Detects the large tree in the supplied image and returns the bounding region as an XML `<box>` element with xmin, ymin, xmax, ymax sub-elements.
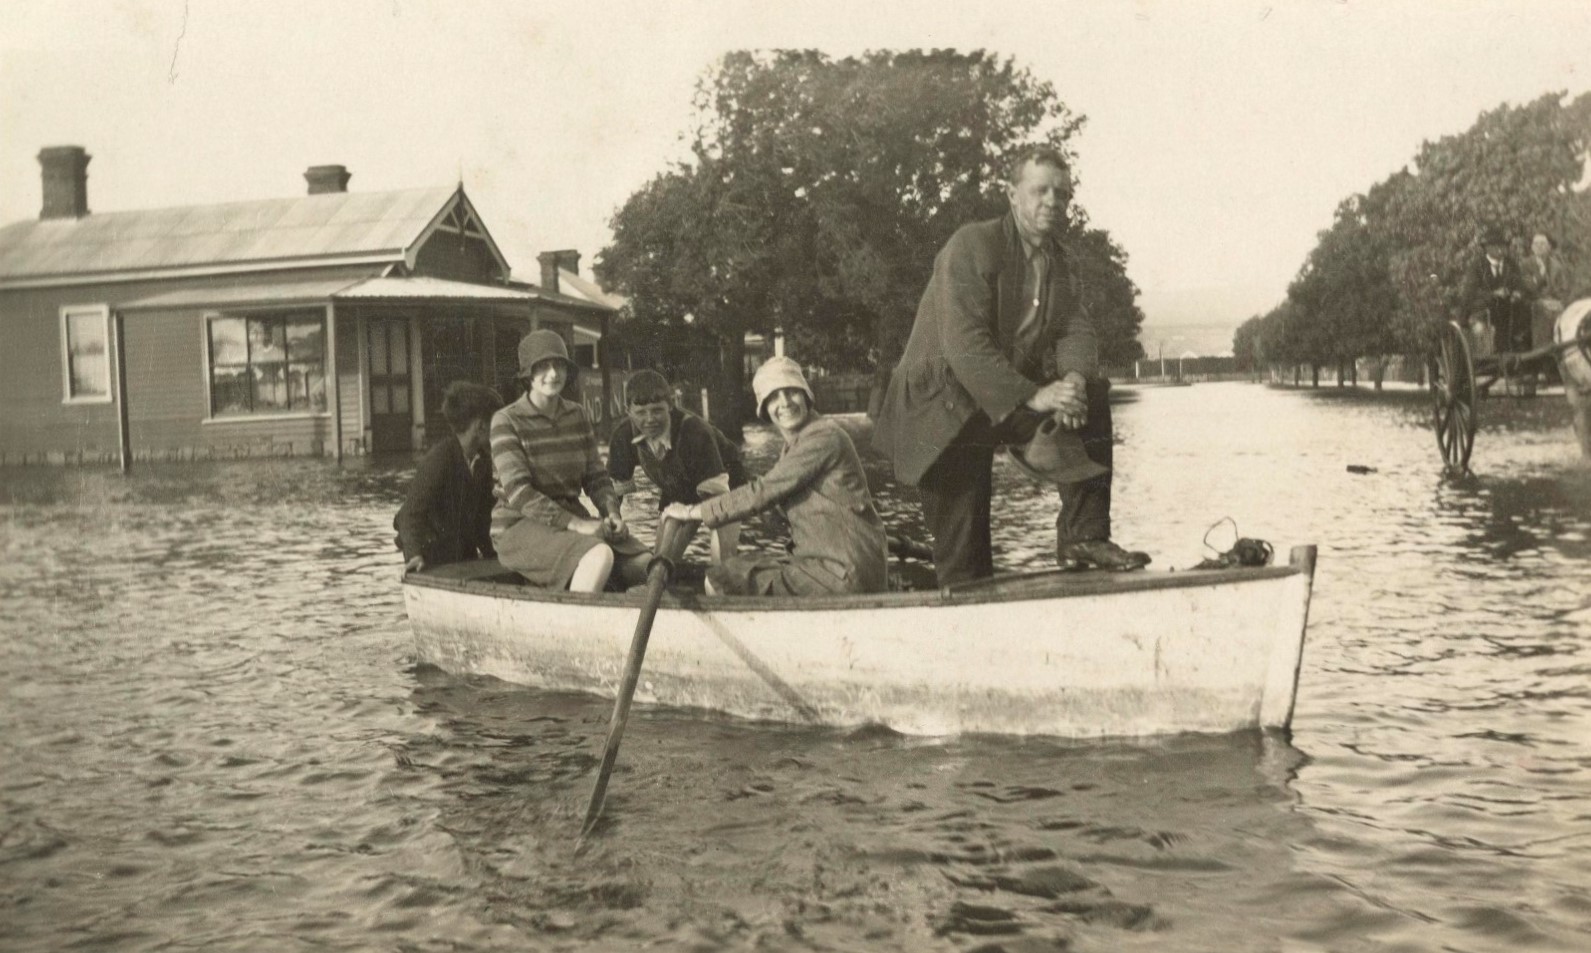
<box><xmin>1394</xmin><ymin>93</ymin><xmax>1589</xmax><ymax>339</ymax></box>
<box><xmin>1252</xmin><ymin>91</ymin><xmax>1589</xmax><ymax>378</ymax></box>
<box><xmin>1284</xmin><ymin>192</ymin><xmax>1402</xmax><ymax>382</ymax></box>
<box><xmin>1232</xmin><ymin>314</ymin><xmax>1265</xmax><ymax>373</ymax></box>
<box><xmin>598</xmin><ymin>49</ymin><xmax>1144</xmax><ymax>432</ymax></box>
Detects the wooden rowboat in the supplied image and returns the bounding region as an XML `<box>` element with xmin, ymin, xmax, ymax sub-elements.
<box><xmin>402</xmin><ymin>545</ymin><xmax>1317</xmax><ymax>739</ymax></box>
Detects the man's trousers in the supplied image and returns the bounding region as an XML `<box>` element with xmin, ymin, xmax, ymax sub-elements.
<box><xmin>917</xmin><ymin>377</ymin><xmax>1113</xmax><ymax>587</ymax></box>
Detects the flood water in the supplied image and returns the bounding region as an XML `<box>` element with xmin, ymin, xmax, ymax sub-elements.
<box><xmin>2</xmin><ymin>381</ymin><xmax>1589</xmax><ymax>952</ymax></box>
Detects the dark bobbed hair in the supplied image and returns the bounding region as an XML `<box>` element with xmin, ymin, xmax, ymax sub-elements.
<box><xmin>625</xmin><ymin>369</ymin><xmax>673</xmax><ymax>406</ymax></box>
<box><xmin>441</xmin><ymin>381</ymin><xmax>503</xmax><ymax>433</ymax></box>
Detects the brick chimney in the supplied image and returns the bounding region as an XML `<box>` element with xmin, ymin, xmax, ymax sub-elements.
<box><xmin>38</xmin><ymin>146</ymin><xmax>91</xmax><ymax>219</ymax></box>
<box><xmin>304</xmin><ymin>164</ymin><xmax>351</xmax><ymax>194</ymax></box>
<box><xmin>536</xmin><ymin>249</ymin><xmax>581</xmax><ymax>292</ymax></box>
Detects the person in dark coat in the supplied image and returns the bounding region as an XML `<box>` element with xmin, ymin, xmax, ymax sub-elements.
<box><xmin>608</xmin><ymin>369</ymin><xmax>748</xmax><ymax>564</ymax></box>
<box><xmin>664</xmin><ymin>358</ymin><xmax>887</xmax><ymax>596</ymax></box>
<box><xmin>1463</xmin><ymin>225</ymin><xmax>1529</xmax><ymax>355</ymax></box>
<box><xmin>871</xmin><ymin>145</ymin><xmax>1148</xmax><ymax>585</ymax></box>
<box><xmin>394</xmin><ymin>380</ymin><xmax>502</xmax><ymax>576</ymax></box>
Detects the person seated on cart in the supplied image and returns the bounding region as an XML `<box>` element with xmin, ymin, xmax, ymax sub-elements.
<box><xmin>663</xmin><ymin>357</ymin><xmax>887</xmax><ymax>596</ymax></box>
<box><xmin>1462</xmin><ymin>226</ymin><xmax>1529</xmax><ymax>355</ymax></box>
<box><xmin>1525</xmin><ymin>230</ymin><xmax>1572</xmax><ymax>363</ymax></box>
<box><xmin>394</xmin><ymin>380</ymin><xmax>502</xmax><ymax>577</ymax></box>
<box><xmin>490</xmin><ymin>330</ymin><xmax>651</xmax><ymax>593</ymax></box>
<box><xmin>609</xmin><ymin>368</ymin><xmax>748</xmax><ymax>565</ymax></box>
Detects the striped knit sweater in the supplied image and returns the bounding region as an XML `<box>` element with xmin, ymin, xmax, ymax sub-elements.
<box><xmin>489</xmin><ymin>394</ymin><xmax>618</xmax><ymax>540</ymax></box>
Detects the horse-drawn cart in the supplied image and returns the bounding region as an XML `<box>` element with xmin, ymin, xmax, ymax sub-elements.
<box><xmin>1429</xmin><ymin>298</ymin><xmax>1591</xmax><ymax>475</ymax></box>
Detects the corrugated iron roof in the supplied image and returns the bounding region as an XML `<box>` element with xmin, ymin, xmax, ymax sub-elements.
<box><xmin>335</xmin><ymin>276</ymin><xmax>538</xmax><ymax>301</ymax></box>
<box><xmin>556</xmin><ymin>268</ymin><xmax>629</xmax><ymax>310</ymax></box>
<box><xmin>117</xmin><ymin>276</ymin><xmax>367</xmax><ymax>311</ymax></box>
<box><xmin>501</xmin><ymin>278</ymin><xmax>615</xmax><ymax>313</ymax></box>
<box><xmin>0</xmin><ymin>187</ymin><xmax>456</xmax><ymax>282</ymax></box>
<box><xmin>115</xmin><ymin>275</ymin><xmax>616</xmax><ymax>318</ymax></box>
<box><xmin>348</xmin><ymin>275</ymin><xmax>613</xmax><ymax>312</ymax></box>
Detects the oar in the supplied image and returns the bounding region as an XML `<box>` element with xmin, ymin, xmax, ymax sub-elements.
<box><xmin>579</xmin><ymin>515</ymin><xmax>699</xmax><ymax>844</ymax></box>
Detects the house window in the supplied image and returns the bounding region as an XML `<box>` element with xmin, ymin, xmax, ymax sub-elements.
<box><xmin>60</xmin><ymin>305</ymin><xmax>112</xmax><ymax>403</ymax></box>
<box><xmin>206</xmin><ymin>311</ymin><xmax>327</xmax><ymax>417</ymax></box>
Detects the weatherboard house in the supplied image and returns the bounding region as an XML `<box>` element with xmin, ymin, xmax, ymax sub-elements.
<box><xmin>0</xmin><ymin>146</ymin><xmax>618</xmax><ymax>465</ymax></box>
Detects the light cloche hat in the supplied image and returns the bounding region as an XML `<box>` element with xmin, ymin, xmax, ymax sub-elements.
<box><xmin>751</xmin><ymin>356</ymin><xmax>816</xmax><ymax>420</ymax></box>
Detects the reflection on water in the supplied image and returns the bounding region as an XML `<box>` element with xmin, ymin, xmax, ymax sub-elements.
<box><xmin>1</xmin><ymin>383</ymin><xmax>1588</xmax><ymax>952</ymax></box>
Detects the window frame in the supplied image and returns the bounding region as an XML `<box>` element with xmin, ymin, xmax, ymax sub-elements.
<box><xmin>201</xmin><ymin>307</ymin><xmax>331</xmax><ymax>422</ymax></box>
<box><xmin>59</xmin><ymin>304</ymin><xmax>114</xmax><ymax>405</ymax></box>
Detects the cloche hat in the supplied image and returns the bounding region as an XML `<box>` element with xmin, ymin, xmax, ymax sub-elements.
<box><xmin>751</xmin><ymin>356</ymin><xmax>816</xmax><ymax>420</ymax></box>
<box><xmin>517</xmin><ymin>329</ymin><xmax>576</xmax><ymax>380</ymax></box>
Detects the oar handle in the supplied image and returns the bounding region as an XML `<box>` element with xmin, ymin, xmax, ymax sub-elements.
<box><xmin>653</xmin><ymin>515</ymin><xmax>701</xmax><ymax>566</ymax></box>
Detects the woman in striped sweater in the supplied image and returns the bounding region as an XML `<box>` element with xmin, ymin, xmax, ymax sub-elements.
<box><xmin>490</xmin><ymin>330</ymin><xmax>650</xmax><ymax>592</ymax></box>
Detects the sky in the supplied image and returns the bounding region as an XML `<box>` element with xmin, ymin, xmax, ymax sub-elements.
<box><xmin>2</xmin><ymin>0</ymin><xmax>1588</xmax><ymax>355</ymax></box>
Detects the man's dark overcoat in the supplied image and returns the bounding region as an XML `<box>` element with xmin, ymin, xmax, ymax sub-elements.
<box><xmin>872</xmin><ymin>212</ymin><xmax>1098</xmax><ymax>486</ymax></box>
<box><xmin>1463</xmin><ymin>252</ymin><xmax>1527</xmax><ymax>319</ymax></box>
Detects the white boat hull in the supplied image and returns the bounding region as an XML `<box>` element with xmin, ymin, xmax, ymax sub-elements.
<box><xmin>403</xmin><ymin>546</ymin><xmax>1316</xmax><ymax>738</ymax></box>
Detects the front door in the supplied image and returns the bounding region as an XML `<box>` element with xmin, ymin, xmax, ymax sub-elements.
<box><xmin>368</xmin><ymin>316</ymin><xmax>413</xmax><ymax>453</ymax></box>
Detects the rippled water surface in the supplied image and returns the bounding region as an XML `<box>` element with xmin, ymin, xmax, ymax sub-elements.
<box><xmin>2</xmin><ymin>382</ymin><xmax>1589</xmax><ymax>952</ymax></box>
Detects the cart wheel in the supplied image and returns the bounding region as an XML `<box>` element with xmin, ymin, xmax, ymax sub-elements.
<box><xmin>1429</xmin><ymin>321</ymin><xmax>1477</xmax><ymax>476</ymax></box>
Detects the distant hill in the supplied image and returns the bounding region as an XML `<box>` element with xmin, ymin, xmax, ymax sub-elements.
<box><xmin>1137</xmin><ymin>322</ymin><xmax>1238</xmax><ymax>359</ymax></box>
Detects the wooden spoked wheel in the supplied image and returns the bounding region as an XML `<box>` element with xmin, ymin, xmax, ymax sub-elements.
<box><xmin>1429</xmin><ymin>321</ymin><xmax>1477</xmax><ymax>476</ymax></box>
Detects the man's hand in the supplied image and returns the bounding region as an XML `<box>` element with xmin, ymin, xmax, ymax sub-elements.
<box><xmin>1028</xmin><ymin>373</ymin><xmax>1088</xmax><ymax>422</ymax></box>
<box><xmin>401</xmin><ymin>555</ymin><xmax>425</xmax><ymax>580</ymax></box>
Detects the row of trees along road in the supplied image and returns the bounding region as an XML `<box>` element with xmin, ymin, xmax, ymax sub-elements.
<box><xmin>596</xmin><ymin>50</ymin><xmax>1146</xmax><ymax>437</ymax></box>
<box><xmin>1234</xmin><ymin>91</ymin><xmax>1591</xmax><ymax>388</ymax></box>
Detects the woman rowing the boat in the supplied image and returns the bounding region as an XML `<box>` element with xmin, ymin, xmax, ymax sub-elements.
<box><xmin>664</xmin><ymin>357</ymin><xmax>887</xmax><ymax>596</ymax></box>
<box><xmin>490</xmin><ymin>330</ymin><xmax>651</xmax><ymax>593</ymax></box>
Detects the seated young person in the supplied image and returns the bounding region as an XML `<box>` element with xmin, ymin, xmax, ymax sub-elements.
<box><xmin>664</xmin><ymin>358</ymin><xmax>886</xmax><ymax>596</ymax></box>
<box><xmin>395</xmin><ymin>380</ymin><xmax>502</xmax><ymax>577</ymax></box>
<box><xmin>490</xmin><ymin>330</ymin><xmax>650</xmax><ymax>593</ymax></box>
<box><xmin>608</xmin><ymin>369</ymin><xmax>748</xmax><ymax>564</ymax></box>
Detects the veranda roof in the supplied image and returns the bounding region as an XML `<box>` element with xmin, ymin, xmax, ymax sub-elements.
<box><xmin>115</xmin><ymin>274</ymin><xmax>612</xmax><ymax>313</ymax></box>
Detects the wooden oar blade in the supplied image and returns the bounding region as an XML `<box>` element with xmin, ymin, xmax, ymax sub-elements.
<box><xmin>578</xmin><ymin>517</ymin><xmax>699</xmax><ymax>845</ymax></box>
<box><xmin>580</xmin><ymin>563</ymin><xmax>670</xmax><ymax>839</ymax></box>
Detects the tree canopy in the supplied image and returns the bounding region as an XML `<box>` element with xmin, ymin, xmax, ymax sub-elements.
<box><xmin>1239</xmin><ymin>91</ymin><xmax>1591</xmax><ymax>373</ymax></box>
<box><xmin>598</xmin><ymin>49</ymin><xmax>1146</xmax><ymax>430</ymax></box>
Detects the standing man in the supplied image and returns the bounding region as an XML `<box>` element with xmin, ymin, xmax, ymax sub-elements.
<box><xmin>872</xmin><ymin>145</ymin><xmax>1148</xmax><ymax>586</ymax></box>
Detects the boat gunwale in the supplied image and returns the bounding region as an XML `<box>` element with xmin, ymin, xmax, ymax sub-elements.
<box><xmin>403</xmin><ymin>554</ymin><xmax>1310</xmax><ymax>614</ymax></box>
